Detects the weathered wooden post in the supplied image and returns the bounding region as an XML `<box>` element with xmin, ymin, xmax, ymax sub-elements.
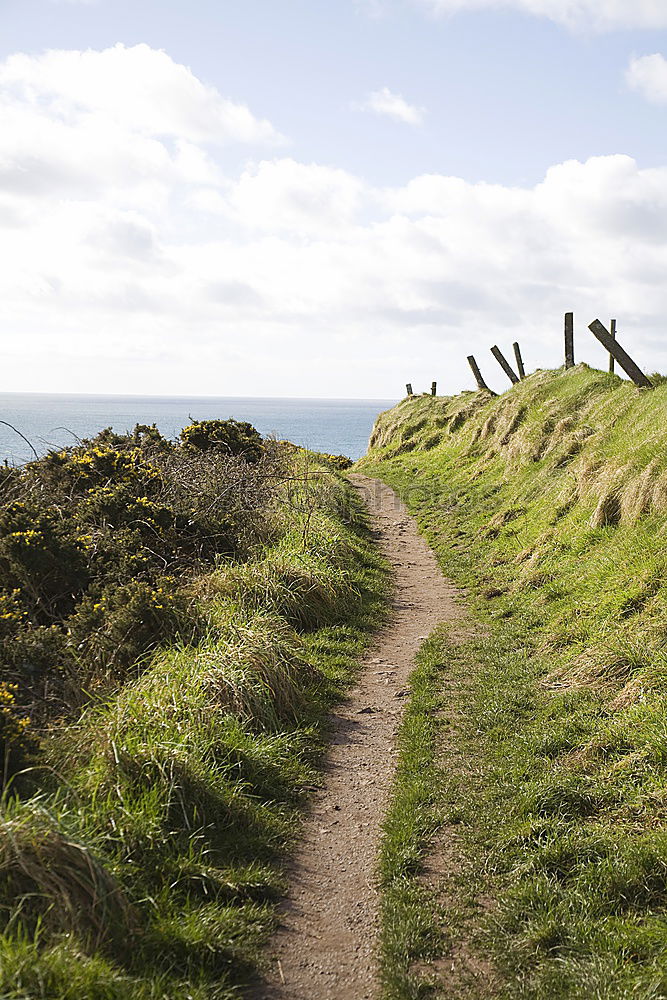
<box><xmin>564</xmin><ymin>312</ymin><xmax>575</xmax><ymax>369</ymax></box>
<box><xmin>609</xmin><ymin>319</ymin><xmax>616</xmax><ymax>374</ymax></box>
<box><xmin>588</xmin><ymin>320</ymin><xmax>653</xmax><ymax>389</ymax></box>
<box><xmin>490</xmin><ymin>345</ymin><xmax>520</xmax><ymax>385</ymax></box>
<box><xmin>513</xmin><ymin>342</ymin><xmax>526</xmax><ymax>379</ymax></box>
<box><xmin>406</xmin><ymin>383</ymin><xmax>413</xmax><ymax>396</ymax></box>
<box><xmin>431</xmin><ymin>381</ymin><xmax>437</xmax><ymax>396</ymax></box>
<box><xmin>467</xmin><ymin>355</ymin><xmax>497</xmax><ymax>395</ymax></box>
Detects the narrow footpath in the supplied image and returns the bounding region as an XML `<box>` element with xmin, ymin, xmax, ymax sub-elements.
<box><xmin>249</xmin><ymin>475</ymin><xmax>462</xmax><ymax>1000</ymax></box>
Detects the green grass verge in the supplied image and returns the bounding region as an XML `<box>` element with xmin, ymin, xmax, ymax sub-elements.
<box><xmin>0</xmin><ymin>473</ymin><xmax>389</xmax><ymax>999</ymax></box>
<box><xmin>362</xmin><ymin>366</ymin><xmax>667</xmax><ymax>999</ymax></box>
<box><xmin>378</xmin><ymin>631</ymin><xmax>450</xmax><ymax>1000</ymax></box>
<box><xmin>378</xmin><ymin>624</ymin><xmax>499</xmax><ymax>1000</ymax></box>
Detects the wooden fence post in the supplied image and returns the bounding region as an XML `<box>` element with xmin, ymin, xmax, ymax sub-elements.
<box><xmin>467</xmin><ymin>356</ymin><xmax>497</xmax><ymax>395</ymax></box>
<box><xmin>609</xmin><ymin>319</ymin><xmax>616</xmax><ymax>374</ymax></box>
<box><xmin>490</xmin><ymin>345</ymin><xmax>520</xmax><ymax>385</ymax></box>
<box><xmin>513</xmin><ymin>342</ymin><xmax>526</xmax><ymax>379</ymax></box>
<box><xmin>564</xmin><ymin>312</ymin><xmax>575</xmax><ymax>369</ymax></box>
<box><xmin>588</xmin><ymin>320</ymin><xmax>653</xmax><ymax>389</ymax></box>
<box><xmin>431</xmin><ymin>381</ymin><xmax>437</xmax><ymax>396</ymax></box>
<box><xmin>406</xmin><ymin>383</ymin><xmax>413</xmax><ymax>397</ymax></box>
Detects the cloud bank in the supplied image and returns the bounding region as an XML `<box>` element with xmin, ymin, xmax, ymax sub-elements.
<box><xmin>2</xmin><ymin>44</ymin><xmax>667</xmax><ymax>397</ymax></box>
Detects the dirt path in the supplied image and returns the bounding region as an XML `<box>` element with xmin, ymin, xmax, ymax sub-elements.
<box><xmin>248</xmin><ymin>475</ymin><xmax>462</xmax><ymax>1000</ymax></box>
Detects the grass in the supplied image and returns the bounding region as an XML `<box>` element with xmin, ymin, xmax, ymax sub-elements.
<box><xmin>378</xmin><ymin>632</ymin><xmax>452</xmax><ymax>1000</ymax></box>
<box><xmin>0</xmin><ymin>466</ymin><xmax>390</xmax><ymax>998</ymax></box>
<box><xmin>360</xmin><ymin>366</ymin><xmax>667</xmax><ymax>999</ymax></box>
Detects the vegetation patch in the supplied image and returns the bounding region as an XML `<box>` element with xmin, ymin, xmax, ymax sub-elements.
<box><xmin>0</xmin><ymin>424</ymin><xmax>389</xmax><ymax>998</ymax></box>
<box><xmin>378</xmin><ymin>632</ymin><xmax>453</xmax><ymax>999</ymax></box>
<box><xmin>361</xmin><ymin>366</ymin><xmax>667</xmax><ymax>998</ymax></box>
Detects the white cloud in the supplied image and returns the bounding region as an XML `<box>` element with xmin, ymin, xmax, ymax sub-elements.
<box><xmin>0</xmin><ymin>43</ymin><xmax>282</xmax><ymax>146</ymax></box>
<box><xmin>413</xmin><ymin>0</ymin><xmax>667</xmax><ymax>31</ymax></box>
<box><xmin>2</xmin><ymin>43</ymin><xmax>667</xmax><ymax>398</ymax></box>
<box><xmin>355</xmin><ymin>87</ymin><xmax>426</xmax><ymax>125</ymax></box>
<box><xmin>224</xmin><ymin>159</ymin><xmax>366</xmax><ymax>234</ymax></box>
<box><xmin>626</xmin><ymin>53</ymin><xmax>667</xmax><ymax>103</ymax></box>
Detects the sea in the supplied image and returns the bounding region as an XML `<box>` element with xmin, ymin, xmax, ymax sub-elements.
<box><xmin>0</xmin><ymin>393</ymin><xmax>398</xmax><ymax>466</ymax></box>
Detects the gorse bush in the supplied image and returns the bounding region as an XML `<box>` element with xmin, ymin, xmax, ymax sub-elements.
<box><xmin>179</xmin><ymin>418</ymin><xmax>264</xmax><ymax>462</ymax></box>
<box><xmin>0</xmin><ymin>682</ymin><xmax>35</xmax><ymax>783</ymax></box>
<box><xmin>0</xmin><ymin>420</ymin><xmax>287</xmax><ymax>741</ymax></box>
<box><xmin>0</xmin><ymin>502</ymin><xmax>90</xmax><ymax>622</ymax></box>
<box><xmin>312</xmin><ymin>453</ymin><xmax>353</xmax><ymax>472</ymax></box>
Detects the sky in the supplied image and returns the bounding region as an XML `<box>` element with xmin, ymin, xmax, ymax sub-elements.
<box><xmin>2</xmin><ymin>0</ymin><xmax>667</xmax><ymax>398</ymax></box>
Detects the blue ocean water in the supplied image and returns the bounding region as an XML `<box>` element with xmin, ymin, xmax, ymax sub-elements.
<box><xmin>0</xmin><ymin>393</ymin><xmax>397</xmax><ymax>466</ymax></box>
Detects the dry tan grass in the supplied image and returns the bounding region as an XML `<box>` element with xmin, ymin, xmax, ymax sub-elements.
<box><xmin>200</xmin><ymin>621</ymin><xmax>318</xmax><ymax>726</ymax></box>
<box><xmin>479</xmin><ymin>413</ymin><xmax>498</xmax><ymax>441</ymax></box>
<box><xmin>607</xmin><ymin>677</ymin><xmax>648</xmax><ymax>712</ymax></box>
<box><xmin>0</xmin><ymin>802</ymin><xmax>133</xmax><ymax>949</ymax></box>
<box><xmin>482</xmin><ymin>507</ymin><xmax>525</xmax><ymax>539</ymax></box>
<box><xmin>619</xmin><ymin>460</ymin><xmax>661</xmax><ymax>523</ymax></box>
<box><xmin>590</xmin><ymin>487</ymin><xmax>623</xmax><ymax>528</ymax></box>
<box><xmin>497</xmin><ymin>407</ymin><xmax>528</xmax><ymax>447</ymax></box>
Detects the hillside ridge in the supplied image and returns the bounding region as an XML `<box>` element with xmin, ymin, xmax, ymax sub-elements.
<box><xmin>359</xmin><ymin>364</ymin><xmax>667</xmax><ymax>998</ymax></box>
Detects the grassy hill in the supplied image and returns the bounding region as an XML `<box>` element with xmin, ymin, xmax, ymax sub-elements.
<box><xmin>359</xmin><ymin>365</ymin><xmax>667</xmax><ymax>999</ymax></box>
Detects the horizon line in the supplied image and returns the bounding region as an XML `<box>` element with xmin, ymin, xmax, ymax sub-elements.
<box><xmin>0</xmin><ymin>390</ymin><xmax>400</xmax><ymax>404</ymax></box>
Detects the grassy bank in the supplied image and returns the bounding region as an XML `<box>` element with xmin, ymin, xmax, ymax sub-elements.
<box><xmin>360</xmin><ymin>366</ymin><xmax>667</xmax><ymax>999</ymax></box>
<box><xmin>0</xmin><ymin>434</ymin><xmax>388</xmax><ymax>998</ymax></box>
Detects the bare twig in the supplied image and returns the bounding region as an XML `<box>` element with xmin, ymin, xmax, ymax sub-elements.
<box><xmin>0</xmin><ymin>420</ymin><xmax>38</xmax><ymax>460</ymax></box>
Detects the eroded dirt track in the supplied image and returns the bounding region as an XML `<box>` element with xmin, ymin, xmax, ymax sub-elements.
<box><xmin>248</xmin><ymin>475</ymin><xmax>462</xmax><ymax>1000</ymax></box>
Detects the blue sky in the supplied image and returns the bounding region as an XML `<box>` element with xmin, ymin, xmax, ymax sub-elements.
<box><xmin>4</xmin><ymin>0</ymin><xmax>667</xmax><ymax>186</ymax></box>
<box><xmin>2</xmin><ymin>0</ymin><xmax>667</xmax><ymax>396</ymax></box>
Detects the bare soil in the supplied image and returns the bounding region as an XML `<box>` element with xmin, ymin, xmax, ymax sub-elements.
<box><xmin>247</xmin><ymin>475</ymin><xmax>463</xmax><ymax>1000</ymax></box>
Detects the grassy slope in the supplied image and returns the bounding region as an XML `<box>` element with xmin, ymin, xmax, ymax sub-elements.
<box><xmin>0</xmin><ymin>469</ymin><xmax>389</xmax><ymax>999</ymax></box>
<box><xmin>359</xmin><ymin>366</ymin><xmax>667</xmax><ymax>999</ymax></box>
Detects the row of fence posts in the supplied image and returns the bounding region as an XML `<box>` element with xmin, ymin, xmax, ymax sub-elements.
<box><xmin>405</xmin><ymin>381</ymin><xmax>437</xmax><ymax>397</ymax></box>
<box><xmin>405</xmin><ymin>314</ymin><xmax>654</xmax><ymax>398</ymax></box>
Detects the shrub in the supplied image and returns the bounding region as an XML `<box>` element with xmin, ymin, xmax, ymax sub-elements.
<box><xmin>316</xmin><ymin>453</ymin><xmax>353</xmax><ymax>471</ymax></box>
<box><xmin>0</xmin><ymin>683</ymin><xmax>36</xmax><ymax>783</ymax></box>
<box><xmin>179</xmin><ymin>420</ymin><xmax>264</xmax><ymax>463</ymax></box>
<box><xmin>4</xmin><ymin>624</ymin><xmax>66</xmax><ymax>693</ymax></box>
<box><xmin>27</xmin><ymin>445</ymin><xmax>162</xmax><ymax>498</ymax></box>
<box><xmin>81</xmin><ymin>423</ymin><xmax>170</xmax><ymax>455</ymax></box>
<box><xmin>0</xmin><ymin>589</ymin><xmax>26</xmax><ymax>641</ymax></box>
<box><xmin>65</xmin><ymin>579</ymin><xmax>197</xmax><ymax>687</ymax></box>
<box><xmin>0</xmin><ymin>502</ymin><xmax>89</xmax><ymax>623</ymax></box>
<box><xmin>0</xmin><ymin>420</ymin><xmax>280</xmax><ymax>717</ymax></box>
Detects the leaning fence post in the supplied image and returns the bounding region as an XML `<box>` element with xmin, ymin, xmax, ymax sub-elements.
<box><xmin>406</xmin><ymin>383</ymin><xmax>413</xmax><ymax>397</ymax></box>
<box><xmin>431</xmin><ymin>381</ymin><xmax>437</xmax><ymax>396</ymax></box>
<box><xmin>513</xmin><ymin>342</ymin><xmax>526</xmax><ymax>379</ymax></box>
<box><xmin>588</xmin><ymin>320</ymin><xmax>653</xmax><ymax>389</ymax></box>
<box><xmin>564</xmin><ymin>312</ymin><xmax>575</xmax><ymax>369</ymax></box>
<box><xmin>609</xmin><ymin>319</ymin><xmax>616</xmax><ymax>374</ymax></box>
<box><xmin>490</xmin><ymin>345</ymin><xmax>520</xmax><ymax>385</ymax></box>
<box><xmin>467</xmin><ymin>355</ymin><xmax>497</xmax><ymax>395</ymax></box>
